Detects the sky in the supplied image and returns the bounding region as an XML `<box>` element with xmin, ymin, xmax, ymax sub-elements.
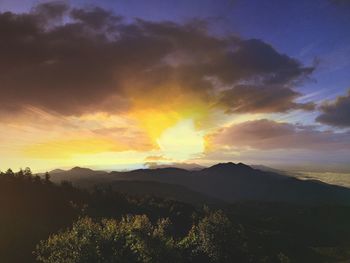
<box><xmin>0</xmin><ymin>0</ymin><xmax>349</xmax><ymax>172</ymax></box>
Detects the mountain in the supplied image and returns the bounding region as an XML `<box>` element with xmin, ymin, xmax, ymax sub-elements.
<box><xmin>145</xmin><ymin>162</ymin><xmax>206</xmax><ymax>170</ymax></box>
<box><xmin>49</xmin><ymin>169</ymin><xmax>66</xmax><ymax>174</ymax></box>
<box><xmin>48</xmin><ymin>167</ymin><xmax>217</xmax><ymax>205</ymax></box>
<box><xmin>49</xmin><ymin>167</ymin><xmax>108</xmax><ymax>184</ymax></box>
<box><xmin>5</xmin><ymin>168</ymin><xmax>350</xmax><ymax>263</ymax></box>
<box><xmin>46</xmin><ymin>163</ymin><xmax>350</xmax><ymax>205</ymax></box>
<box><xmin>190</xmin><ymin>163</ymin><xmax>350</xmax><ymax>204</ymax></box>
<box><xmin>103</xmin><ymin>180</ymin><xmax>222</xmax><ymax>205</ymax></box>
<box><xmin>250</xmin><ymin>164</ymin><xmax>289</xmax><ymax>175</ymax></box>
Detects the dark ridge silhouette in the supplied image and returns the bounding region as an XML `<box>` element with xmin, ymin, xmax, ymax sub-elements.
<box><xmin>49</xmin><ymin>168</ymin><xmax>66</xmax><ymax>174</ymax></box>
<box><xmin>103</xmin><ymin>180</ymin><xmax>223</xmax><ymax>205</ymax></box>
<box><xmin>47</xmin><ymin>162</ymin><xmax>350</xmax><ymax>205</ymax></box>
<box><xmin>145</xmin><ymin>162</ymin><xmax>206</xmax><ymax>170</ymax></box>
<box><xmin>250</xmin><ymin>164</ymin><xmax>288</xmax><ymax>175</ymax></box>
<box><xmin>201</xmin><ymin>162</ymin><xmax>253</xmax><ymax>173</ymax></box>
<box><xmin>65</xmin><ymin>166</ymin><xmax>108</xmax><ymax>176</ymax></box>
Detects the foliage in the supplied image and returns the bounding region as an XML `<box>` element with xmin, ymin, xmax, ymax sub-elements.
<box><xmin>0</xmin><ymin>169</ymin><xmax>196</xmax><ymax>262</ymax></box>
<box><xmin>34</xmin><ymin>212</ymin><xmax>249</xmax><ymax>263</ymax></box>
<box><xmin>187</xmin><ymin>210</ymin><xmax>248</xmax><ymax>262</ymax></box>
<box><xmin>2</xmin><ymin>168</ymin><xmax>350</xmax><ymax>263</ymax></box>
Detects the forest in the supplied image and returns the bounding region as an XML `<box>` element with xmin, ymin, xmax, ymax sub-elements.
<box><xmin>1</xmin><ymin>168</ymin><xmax>350</xmax><ymax>262</ymax></box>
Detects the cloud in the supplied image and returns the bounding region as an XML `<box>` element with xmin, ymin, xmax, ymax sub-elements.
<box><xmin>218</xmin><ymin>84</ymin><xmax>314</xmax><ymax>113</ymax></box>
<box><xmin>316</xmin><ymin>89</ymin><xmax>350</xmax><ymax>127</ymax></box>
<box><xmin>70</xmin><ymin>6</ymin><xmax>122</xmax><ymax>29</ymax></box>
<box><xmin>144</xmin><ymin>155</ymin><xmax>171</xmax><ymax>162</ymax></box>
<box><xmin>23</xmin><ymin>137</ymin><xmax>132</xmax><ymax>159</ymax></box>
<box><xmin>0</xmin><ymin>108</ymin><xmax>156</xmax><ymax>160</ymax></box>
<box><xmin>207</xmin><ymin>119</ymin><xmax>350</xmax><ymax>151</ymax></box>
<box><xmin>32</xmin><ymin>1</ymin><xmax>69</xmax><ymax>22</ymax></box>
<box><xmin>22</xmin><ymin>125</ymin><xmax>155</xmax><ymax>159</ymax></box>
<box><xmin>91</xmin><ymin>126</ymin><xmax>154</xmax><ymax>150</ymax></box>
<box><xmin>0</xmin><ymin>2</ymin><xmax>314</xmax><ymax>117</ymax></box>
<box><xmin>329</xmin><ymin>0</ymin><xmax>350</xmax><ymax>6</ymax></box>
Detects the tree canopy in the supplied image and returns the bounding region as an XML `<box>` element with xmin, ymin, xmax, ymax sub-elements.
<box><xmin>34</xmin><ymin>211</ymin><xmax>250</xmax><ymax>263</ymax></box>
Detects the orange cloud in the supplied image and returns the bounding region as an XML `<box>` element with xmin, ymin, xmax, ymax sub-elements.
<box><xmin>206</xmin><ymin>119</ymin><xmax>350</xmax><ymax>151</ymax></box>
<box><xmin>144</xmin><ymin>155</ymin><xmax>171</xmax><ymax>162</ymax></box>
<box><xmin>23</xmin><ymin>137</ymin><xmax>133</xmax><ymax>159</ymax></box>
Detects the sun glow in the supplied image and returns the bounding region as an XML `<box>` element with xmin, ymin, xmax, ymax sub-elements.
<box><xmin>130</xmin><ymin>109</ymin><xmax>181</xmax><ymax>141</ymax></box>
<box><xmin>157</xmin><ymin>119</ymin><xmax>204</xmax><ymax>161</ymax></box>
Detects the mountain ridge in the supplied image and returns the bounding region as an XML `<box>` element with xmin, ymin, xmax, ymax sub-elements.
<box><xmin>46</xmin><ymin>162</ymin><xmax>350</xmax><ymax>205</ymax></box>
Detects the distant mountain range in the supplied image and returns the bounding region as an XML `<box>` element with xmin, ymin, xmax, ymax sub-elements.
<box><xmin>48</xmin><ymin>163</ymin><xmax>350</xmax><ymax>205</ymax></box>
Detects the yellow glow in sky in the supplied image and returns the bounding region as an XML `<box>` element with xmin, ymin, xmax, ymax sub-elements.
<box><xmin>130</xmin><ymin>109</ymin><xmax>181</xmax><ymax>141</ymax></box>
<box><xmin>157</xmin><ymin>119</ymin><xmax>204</xmax><ymax>160</ymax></box>
<box><xmin>24</xmin><ymin>138</ymin><xmax>128</xmax><ymax>159</ymax></box>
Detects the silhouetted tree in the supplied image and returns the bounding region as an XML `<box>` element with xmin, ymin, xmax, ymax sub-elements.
<box><xmin>44</xmin><ymin>172</ymin><xmax>50</xmax><ymax>183</ymax></box>
<box><xmin>17</xmin><ymin>168</ymin><xmax>25</xmax><ymax>179</ymax></box>
<box><xmin>24</xmin><ymin>167</ymin><xmax>32</xmax><ymax>177</ymax></box>
<box><xmin>5</xmin><ymin>168</ymin><xmax>14</xmax><ymax>177</ymax></box>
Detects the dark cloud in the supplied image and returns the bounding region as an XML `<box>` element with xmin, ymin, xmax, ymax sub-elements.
<box><xmin>214</xmin><ymin>39</ymin><xmax>315</xmax><ymax>113</ymax></box>
<box><xmin>218</xmin><ymin>84</ymin><xmax>314</xmax><ymax>113</ymax></box>
<box><xmin>316</xmin><ymin>89</ymin><xmax>350</xmax><ymax>127</ymax></box>
<box><xmin>213</xmin><ymin>39</ymin><xmax>313</xmax><ymax>84</ymax></box>
<box><xmin>0</xmin><ymin>2</ymin><xmax>314</xmax><ymax>116</ymax></box>
<box><xmin>32</xmin><ymin>1</ymin><xmax>69</xmax><ymax>21</ymax></box>
<box><xmin>329</xmin><ymin>0</ymin><xmax>350</xmax><ymax>5</ymax></box>
<box><xmin>70</xmin><ymin>7</ymin><xmax>122</xmax><ymax>29</ymax></box>
<box><xmin>208</xmin><ymin>119</ymin><xmax>350</xmax><ymax>150</ymax></box>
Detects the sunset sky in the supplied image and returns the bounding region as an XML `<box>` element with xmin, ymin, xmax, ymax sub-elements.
<box><xmin>0</xmin><ymin>0</ymin><xmax>349</xmax><ymax>172</ymax></box>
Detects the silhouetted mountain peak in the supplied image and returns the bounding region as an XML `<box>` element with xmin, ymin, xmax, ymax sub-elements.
<box><xmin>49</xmin><ymin>169</ymin><xmax>65</xmax><ymax>174</ymax></box>
<box><xmin>46</xmin><ymin>162</ymin><xmax>350</xmax><ymax>205</ymax></box>
<box><xmin>237</xmin><ymin>162</ymin><xmax>252</xmax><ymax>168</ymax></box>
<box><xmin>145</xmin><ymin>162</ymin><xmax>206</xmax><ymax>170</ymax></box>
<box><xmin>70</xmin><ymin>166</ymin><xmax>94</xmax><ymax>172</ymax></box>
<box><xmin>205</xmin><ymin>162</ymin><xmax>253</xmax><ymax>173</ymax></box>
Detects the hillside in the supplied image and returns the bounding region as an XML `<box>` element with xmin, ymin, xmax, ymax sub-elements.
<box><xmin>2</xmin><ymin>170</ymin><xmax>350</xmax><ymax>262</ymax></box>
<box><xmin>49</xmin><ymin>163</ymin><xmax>350</xmax><ymax>205</ymax></box>
<box><xmin>101</xmin><ymin>180</ymin><xmax>222</xmax><ymax>205</ymax></box>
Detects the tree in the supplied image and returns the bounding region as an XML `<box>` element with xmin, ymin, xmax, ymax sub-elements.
<box><xmin>44</xmin><ymin>172</ymin><xmax>50</xmax><ymax>182</ymax></box>
<box><xmin>34</xmin><ymin>215</ymin><xmax>182</xmax><ymax>263</ymax></box>
<box><xmin>34</xmin><ymin>209</ymin><xmax>252</xmax><ymax>263</ymax></box>
<box><xmin>17</xmin><ymin>168</ymin><xmax>25</xmax><ymax>178</ymax></box>
<box><xmin>24</xmin><ymin>167</ymin><xmax>32</xmax><ymax>177</ymax></box>
<box><xmin>5</xmin><ymin>168</ymin><xmax>14</xmax><ymax>177</ymax></box>
<box><xmin>184</xmin><ymin>210</ymin><xmax>249</xmax><ymax>263</ymax></box>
